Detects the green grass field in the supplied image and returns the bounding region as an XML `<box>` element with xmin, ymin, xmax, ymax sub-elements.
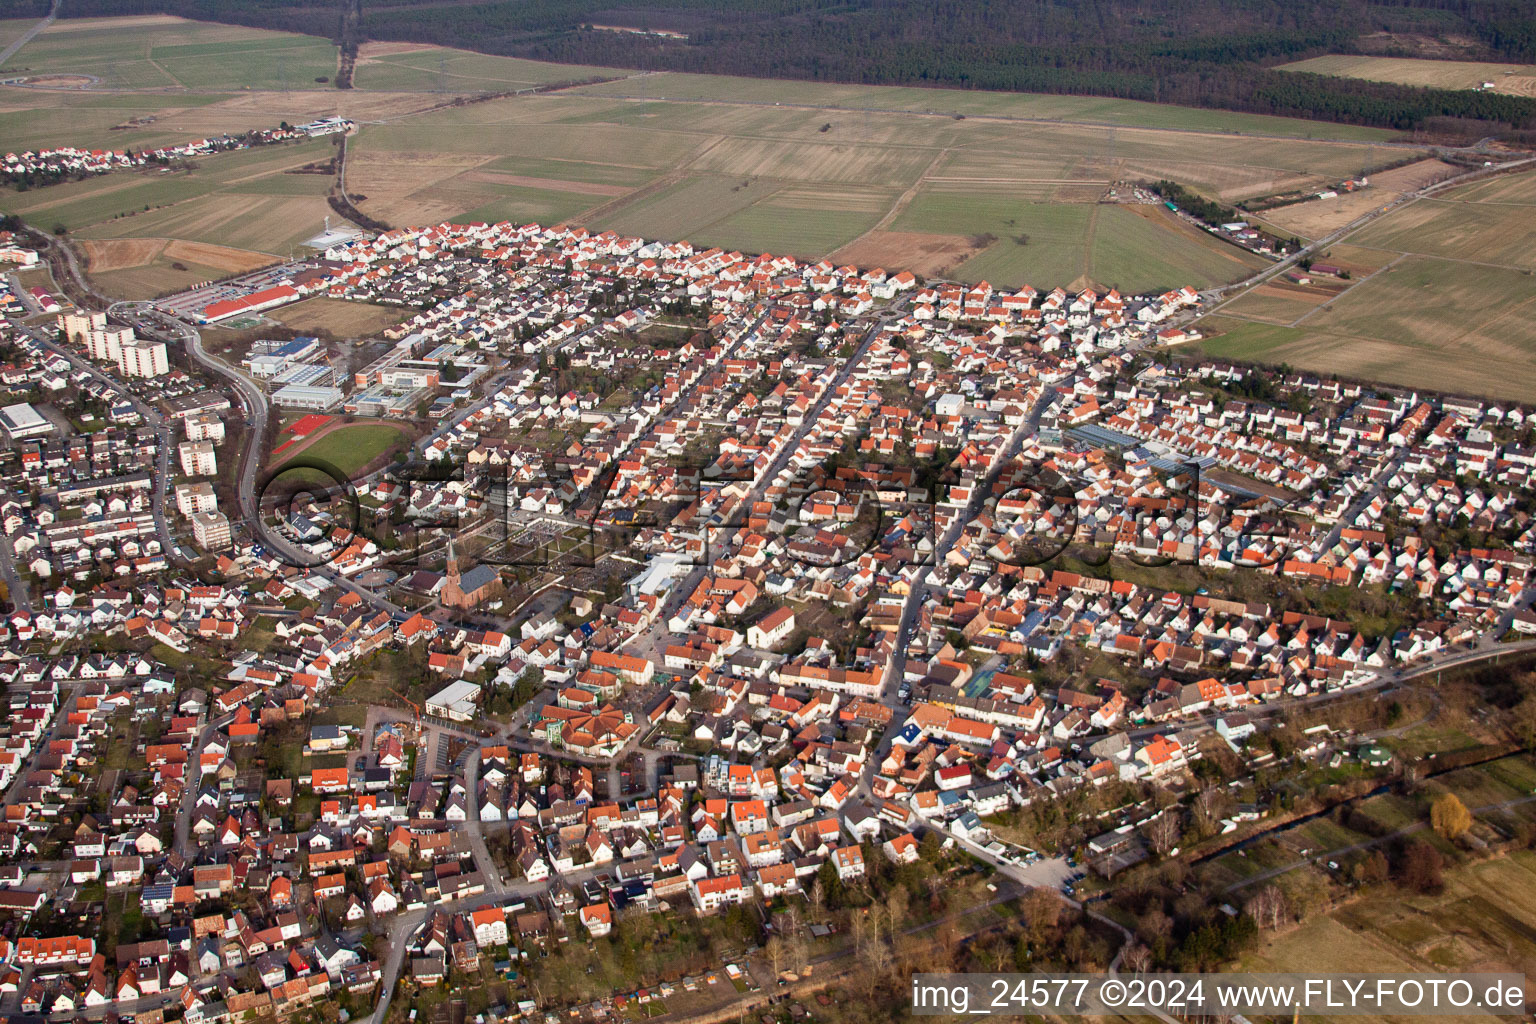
<box><xmin>352</xmin><ymin>46</ymin><xmax>617</xmax><ymax>92</ymax></box>
<box><xmin>0</xmin><ymin>92</ymin><xmax>234</xmax><ymax>154</ymax></box>
<box><xmin>0</xmin><ymin>17</ymin><xmax>337</xmax><ymax>92</ymax></box>
<box><xmin>483</xmin><ymin>154</ymin><xmax>659</xmax><ymax>188</ymax></box>
<box><xmin>689</xmin><ymin>202</ymin><xmax>883</xmax><ymax>258</ymax></box>
<box><xmin>277</xmin><ymin>422</ymin><xmax>405</xmax><ymax>478</ymax></box>
<box><xmin>887</xmin><ymin>196</ymin><xmax>1264</xmax><ymax>290</ymax></box>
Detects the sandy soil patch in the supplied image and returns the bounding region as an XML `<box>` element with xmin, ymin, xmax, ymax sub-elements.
<box><xmin>1370</xmin><ymin>158</ymin><xmax>1458</xmax><ymax>192</ymax></box>
<box><xmin>357</xmin><ymin>42</ymin><xmax>441</xmax><ymax>61</ymax></box>
<box><xmin>831</xmin><ymin>230</ymin><xmax>983</xmax><ymax>277</ymax></box>
<box><xmin>462</xmin><ymin>171</ymin><xmax>628</xmax><ymax>196</ymax></box>
<box><xmin>4</xmin><ymin>74</ymin><xmax>97</xmax><ymax>89</ymax></box>
<box><xmin>82</xmin><ymin>238</ymin><xmax>166</xmax><ymax>273</ymax></box>
<box><xmin>162</xmin><ymin>240</ymin><xmax>275</xmax><ymax>274</ymax></box>
<box><xmin>272</xmin><ymin>297</ymin><xmax>406</xmax><ymax>336</ymax></box>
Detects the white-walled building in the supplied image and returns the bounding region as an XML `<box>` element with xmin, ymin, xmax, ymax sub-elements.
<box><xmin>118</xmin><ymin>339</ymin><xmax>168</xmax><ymax>379</ymax></box>
<box><xmin>179</xmin><ymin>440</ymin><xmax>218</xmax><ymax>477</ymax></box>
<box><xmin>191</xmin><ymin>511</ymin><xmax>231</xmax><ymax>549</ymax></box>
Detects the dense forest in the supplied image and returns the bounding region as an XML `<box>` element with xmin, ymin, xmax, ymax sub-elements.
<box><xmin>27</xmin><ymin>0</ymin><xmax>1536</xmax><ymax>132</ymax></box>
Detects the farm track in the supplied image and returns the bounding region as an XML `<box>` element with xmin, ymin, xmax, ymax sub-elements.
<box><xmin>1288</xmin><ymin>252</ymin><xmax>1406</xmax><ymax>327</ymax></box>
<box><xmin>830</xmin><ymin>146</ymin><xmax>949</xmax><ymax>260</ymax></box>
<box><xmin>0</xmin><ymin>0</ymin><xmax>56</xmax><ymax>67</ymax></box>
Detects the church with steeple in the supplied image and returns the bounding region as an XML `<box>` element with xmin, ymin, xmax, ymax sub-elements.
<box><xmin>439</xmin><ymin>538</ymin><xmax>503</xmax><ymax>610</ymax></box>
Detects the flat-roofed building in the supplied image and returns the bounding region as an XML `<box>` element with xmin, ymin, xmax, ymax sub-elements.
<box><xmin>426</xmin><ymin>680</ymin><xmax>481</xmax><ymax>722</ymax></box>
<box><xmin>0</xmin><ymin>402</ymin><xmax>53</xmax><ymax>440</ymax></box>
<box><xmin>175</xmin><ymin>481</ymin><xmax>219</xmax><ymax>517</ymax></box>
<box><xmin>118</xmin><ymin>338</ymin><xmax>168</xmax><ymax>379</ymax></box>
<box><xmin>179</xmin><ymin>440</ymin><xmax>217</xmax><ymax>477</ymax></box>
<box><xmin>191</xmin><ymin>511</ymin><xmax>232</xmax><ymax>549</ymax></box>
<box><xmin>272</xmin><ymin>384</ymin><xmax>344</xmax><ymax>411</ymax></box>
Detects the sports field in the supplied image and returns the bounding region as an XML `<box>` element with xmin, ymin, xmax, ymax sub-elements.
<box><xmin>1278</xmin><ymin>54</ymin><xmax>1536</xmax><ymax>97</ymax></box>
<box><xmin>276</xmin><ymin>421</ymin><xmax>407</xmax><ymax>479</ymax></box>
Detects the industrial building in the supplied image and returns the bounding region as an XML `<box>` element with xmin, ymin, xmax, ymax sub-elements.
<box><xmin>244</xmin><ymin>337</ymin><xmax>320</xmax><ymax>378</ymax></box>
<box><xmin>272</xmin><ymin>384</ymin><xmax>344</xmax><ymax>412</ymax></box>
<box><xmin>0</xmin><ymin>402</ymin><xmax>53</xmax><ymax>440</ymax></box>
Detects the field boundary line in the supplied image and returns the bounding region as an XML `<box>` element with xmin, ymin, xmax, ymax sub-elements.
<box><xmin>1288</xmin><ymin>252</ymin><xmax>1405</xmax><ymax>327</ymax></box>
<box><xmin>574</xmin><ymin>168</ymin><xmax>689</xmax><ymax>224</ymax></box>
<box><xmin>580</xmin><ymin>90</ymin><xmax>1404</xmax><ymax>149</ymax></box>
<box><xmin>830</xmin><ymin>146</ymin><xmax>949</xmax><ymax>259</ymax></box>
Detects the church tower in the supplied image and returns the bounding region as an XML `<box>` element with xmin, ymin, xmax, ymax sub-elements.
<box><xmin>441</xmin><ymin>538</ymin><xmax>466</xmax><ymax>608</ymax></box>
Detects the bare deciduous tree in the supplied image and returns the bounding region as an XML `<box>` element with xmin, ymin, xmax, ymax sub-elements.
<box><xmin>1145</xmin><ymin>810</ymin><xmax>1182</xmax><ymax>856</ymax></box>
<box><xmin>1122</xmin><ymin>942</ymin><xmax>1152</xmax><ymax>975</ymax></box>
<box><xmin>1244</xmin><ymin>884</ymin><xmax>1288</xmax><ymax>931</ymax></box>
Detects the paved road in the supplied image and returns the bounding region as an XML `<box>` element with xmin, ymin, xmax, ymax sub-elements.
<box><xmin>461</xmin><ymin>747</ymin><xmax>508</xmax><ymax>892</ymax></box>
<box><xmin>0</xmin><ymin>0</ymin><xmax>57</xmax><ymax>68</ymax></box>
<box><xmin>113</xmin><ymin>301</ymin><xmax>409</xmax><ymax>616</ymax></box>
<box><xmin>172</xmin><ymin>712</ymin><xmax>236</xmax><ymax>860</ymax></box>
<box><xmin>0</xmin><ymin>684</ymin><xmax>75</xmax><ymax>805</ymax></box>
<box><xmin>1196</xmin><ymin>153</ymin><xmax>1536</xmax><ymax>316</ymax></box>
<box><xmin>0</xmin><ymin>534</ymin><xmax>31</xmax><ymax>614</ymax></box>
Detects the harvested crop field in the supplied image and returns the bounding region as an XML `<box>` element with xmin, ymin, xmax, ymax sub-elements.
<box><xmin>82</xmin><ymin>238</ymin><xmax>166</xmax><ymax>273</ymax></box>
<box><xmin>1219</xmin><ymin>281</ymin><xmax>1334</xmax><ymax>325</ymax></box>
<box><xmin>1277</xmin><ymin>54</ymin><xmax>1536</xmax><ymax>96</ymax></box>
<box><xmin>461</xmin><ymin>171</ymin><xmax>628</xmax><ymax>196</ymax></box>
<box><xmin>272</xmin><ymin>298</ymin><xmax>406</xmax><ymax>337</ymax></box>
<box><xmin>1257</xmin><ymin>159</ymin><xmax>1459</xmax><ymax>238</ymax></box>
<box><xmin>1199</xmin><ymin>255</ymin><xmax>1536</xmax><ymax>401</ymax></box>
<box><xmin>1373</xmin><ymin>158</ymin><xmax>1461</xmax><ymax>191</ymax></box>
<box><xmin>1260</xmin><ymin>189</ymin><xmax>1394</xmax><ymax>239</ymax></box>
<box><xmin>81</xmin><ymin>193</ymin><xmax>333</xmax><ymax>256</ymax></box>
<box><xmin>831</xmin><ymin>231</ymin><xmax>983</xmax><ymax>277</ymax></box>
<box><xmin>82</xmin><ymin>237</ymin><xmax>272</xmax><ymax>276</ymax></box>
<box><xmin>1346</xmin><ymin>169</ymin><xmax>1536</xmax><ymax>270</ymax></box>
<box><xmin>162</xmin><ymin>240</ymin><xmax>275</xmax><ymax>273</ymax></box>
